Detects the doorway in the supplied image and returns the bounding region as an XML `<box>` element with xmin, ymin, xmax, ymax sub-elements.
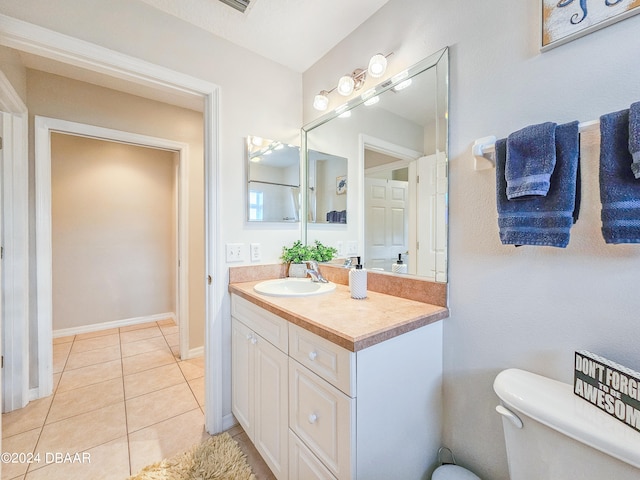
<box><xmin>35</xmin><ymin>118</ymin><xmax>191</xmax><ymax>400</ymax></box>
<box><xmin>0</xmin><ymin>18</ymin><xmax>223</xmax><ymax>433</ymax></box>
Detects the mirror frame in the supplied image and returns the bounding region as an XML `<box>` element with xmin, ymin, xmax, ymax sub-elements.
<box><xmin>301</xmin><ymin>47</ymin><xmax>449</xmax><ymax>281</ymax></box>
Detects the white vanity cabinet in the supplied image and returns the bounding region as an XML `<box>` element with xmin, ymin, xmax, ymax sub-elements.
<box><xmin>231</xmin><ymin>293</ymin><xmax>444</xmax><ymax>480</ymax></box>
<box><xmin>231</xmin><ymin>297</ymin><xmax>289</xmax><ymax>480</ymax></box>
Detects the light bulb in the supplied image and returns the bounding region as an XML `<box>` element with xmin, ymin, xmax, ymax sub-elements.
<box><xmin>337</xmin><ymin>75</ymin><xmax>355</xmax><ymax>96</ymax></box>
<box><xmin>393</xmin><ymin>78</ymin><xmax>412</xmax><ymax>91</ymax></box>
<box><xmin>364</xmin><ymin>95</ymin><xmax>379</xmax><ymax>106</ymax></box>
<box><xmin>368</xmin><ymin>54</ymin><xmax>387</xmax><ymax>78</ymax></box>
<box><xmin>313</xmin><ymin>91</ymin><xmax>329</xmax><ymax>111</ymax></box>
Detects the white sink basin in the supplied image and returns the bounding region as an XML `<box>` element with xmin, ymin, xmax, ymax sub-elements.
<box><xmin>253</xmin><ymin>278</ymin><xmax>336</xmax><ymax>297</ymax></box>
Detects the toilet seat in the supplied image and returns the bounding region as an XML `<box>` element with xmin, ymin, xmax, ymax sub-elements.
<box><xmin>432</xmin><ymin>464</ymin><xmax>481</xmax><ymax>480</ymax></box>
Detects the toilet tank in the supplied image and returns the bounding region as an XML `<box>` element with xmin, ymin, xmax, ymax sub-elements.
<box><xmin>494</xmin><ymin>368</ymin><xmax>640</xmax><ymax>480</ymax></box>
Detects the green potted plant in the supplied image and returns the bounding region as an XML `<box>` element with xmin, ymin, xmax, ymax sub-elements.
<box><xmin>281</xmin><ymin>240</ymin><xmax>337</xmax><ymax>277</ymax></box>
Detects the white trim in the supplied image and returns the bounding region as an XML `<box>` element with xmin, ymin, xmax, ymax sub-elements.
<box><xmin>0</xmin><ymin>14</ymin><xmax>223</xmax><ymax>433</ymax></box>
<box><xmin>35</xmin><ymin>116</ymin><xmax>190</xmax><ymax>399</ymax></box>
<box><xmin>0</xmin><ymin>71</ymin><xmax>29</xmax><ymax>413</ymax></box>
<box><xmin>222</xmin><ymin>413</ymin><xmax>238</xmax><ymax>432</ymax></box>
<box><xmin>204</xmin><ymin>82</ymin><xmax>224</xmax><ymax>434</ymax></box>
<box><xmin>52</xmin><ymin>312</ymin><xmax>176</xmax><ymax>338</ymax></box>
<box><xmin>185</xmin><ymin>345</ymin><xmax>204</xmax><ymax>360</ymax></box>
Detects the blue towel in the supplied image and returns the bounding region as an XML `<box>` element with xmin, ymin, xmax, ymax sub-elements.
<box><xmin>600</xmin><ymin>109</ymin><xmax>640</xmax><ymax>243</ymax></box>
<box><xmin>497</xmin><ymin>121</ymin><xmax>580</xmax><ymax>248</ymax></box>
<box><xmin>629</xmin><ymin>101</ymin><xmax>640</xmax><ymax>179</ymax></box>
<box><xmin>506</xmin><ymin>122</ymin><xmax>557</xmax><ymax>199</ymax></box>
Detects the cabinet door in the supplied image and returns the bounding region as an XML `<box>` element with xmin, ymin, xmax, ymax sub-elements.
<box><xmin>254</xmin><ymin>335</ymin><xmax>289</xmax><ymax>480</ymax></box>
<box><xmin>231</xmin><ymin>318</ymin><xmax>254</xmax><ymax>437</ymax></box>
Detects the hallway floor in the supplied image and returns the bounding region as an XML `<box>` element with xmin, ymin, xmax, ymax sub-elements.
<box><xmin>1</xmin><ymin>319</ymin><xmax>274</xmax><ymax>479</ymax></box>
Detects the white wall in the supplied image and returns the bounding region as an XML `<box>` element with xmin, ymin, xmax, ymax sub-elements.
<box><xmin>51</xmin><ymin>133</ymin><xmax>176</xmax><ymax>330</ymax></box>
<box><xmin>304</xmin><ymin>1</ymin><xmax>640</xmax><ymax>479</ymax></box>
<box><xmin>0</xmin><ymin>0</ymin><xmax>303</xmax><ymax>263</ymax></box>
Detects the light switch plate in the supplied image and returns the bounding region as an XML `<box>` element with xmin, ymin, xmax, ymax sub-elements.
<box><xmin>226</xmin><ymin>243</ymin><xmax>244</xmax><ymax>262</ymax></box>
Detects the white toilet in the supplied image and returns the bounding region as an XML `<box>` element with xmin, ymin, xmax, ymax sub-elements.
<box><xmin>494</xmin><ymin>368</ymin><xmax>640</xmax><ymax>480</ymax></box>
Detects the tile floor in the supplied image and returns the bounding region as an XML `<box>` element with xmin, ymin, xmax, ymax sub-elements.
<box><xmin>1</xmin><ymin>319</ymin><xmax>274</xmax><ymax>480</ymax></box>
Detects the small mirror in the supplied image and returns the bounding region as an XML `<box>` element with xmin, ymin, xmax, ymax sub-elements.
<box><xmin>246</xmin><ymin>136</ymin><xmax>300</xmax><ymax>222</ymax></box>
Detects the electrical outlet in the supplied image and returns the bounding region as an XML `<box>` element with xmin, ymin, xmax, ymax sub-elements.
<box><xmin>226</xmin><ymin>243</ymin><xmax>244</xmax><ymax>262</ymax></box>
<box><xmin>336</xmin><ymin>241</ymin><xmax>344</xmax><ymax>257</ymax></box>
<box><xmin>346</xmin><ymin>241</ymin><xmax>358</xmax><ymax>255</ymax></box>
<box><xmin>250</xmin><ymin>243</ymin><xmax>261</xmax><ymax>262</ymax></box>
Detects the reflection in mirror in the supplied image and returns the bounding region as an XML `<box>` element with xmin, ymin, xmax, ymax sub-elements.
<box><xmin>302</xmin><ymin>47</ymin><xmax>448</xmax><ymax>282</ymax></box>
<box><xmin>246</xmin><ymin>136</ymin><xmax>300</xmax><ymax>222</ymax></box>
<box><xmin>307</xmin><ymin>150</ymin><xmax>348</xmax><ymax>224</ymax></box>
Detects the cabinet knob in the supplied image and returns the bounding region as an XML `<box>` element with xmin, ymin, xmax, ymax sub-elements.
<box><xmin>251</xmin><ymin>336</ymin><xmax>258</xmax><ymax>345</ymax></box>
<box><xmin>308</xmin><ymin>413</ymin><xmax>318</xmax><ymax>424</ymax></box>
<box><xmin>308</xmin><ymin>351</ymin><xmax>318</xmax><ymax>361</ymax></box>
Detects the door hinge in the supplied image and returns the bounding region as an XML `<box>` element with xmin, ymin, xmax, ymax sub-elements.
<box><xmin>1</xmin><ymin>356</ymin><xmax>4</xmax><ymax>368</ymax></box>
<box><xmin>416</xmin><ymin>175</ymin><xmax>420</xmax><ymax>184</ymax></box>
<box><xmin>207</xmin><ymin>275</ymin><xmax>212</xmax><ymax>285</ymax></box>
<box><xmin>0</xmin><ymin>137</ymin><xmax>3</xmax><ymax>150</ymax></box>
<box><xmin>1</xmin><ymin>246</ymin><xmax>3</xmax><ymax>259</ymax></box>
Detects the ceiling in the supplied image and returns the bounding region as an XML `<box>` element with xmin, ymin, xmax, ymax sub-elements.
<box><xmin>137</xmin><ymin>0</ymin><xmax>391</xmax><ymax>72</ymax></box>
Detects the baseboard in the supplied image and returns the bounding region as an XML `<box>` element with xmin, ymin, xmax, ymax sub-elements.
<box><xmin>28</xmin><ymin>387</ymin><xmax>40</xmax><ymax>402</ymax></box>
<box><xmin>222</xmin><ymin>413</ymin><xmax>238</xmax><ymax>432</ymax></box>
<box><xmin>183</xmin><ymin>346</ymin><xmax>204</xmax><ymax>360</ymax></box>
<box><xmin>53</xmin><ymin>312</ymin><xmax>176</xmax><ymax>338</ymax></box>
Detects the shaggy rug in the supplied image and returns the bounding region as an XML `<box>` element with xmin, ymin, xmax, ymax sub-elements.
<box><xmin>128</xmin><ymin>433</ymin><xmax>256</xmax><ymax>480</ymax></box>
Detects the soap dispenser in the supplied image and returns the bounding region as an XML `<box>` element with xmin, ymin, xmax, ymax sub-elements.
<box><xmin>349</xmin><ymin>256</ymin><xmax>367</xmax><ymax>299</ymax></box>
<box><xmin>392</xmin><ymin>253</ymin><xmax>408</xmax><ymax>274</ymax></box>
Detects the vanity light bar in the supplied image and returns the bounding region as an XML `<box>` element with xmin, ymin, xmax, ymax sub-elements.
<box><xmin>312</xmin><ymin>52</ymin><xmax>393</xmax><ymax>111</ymax></box>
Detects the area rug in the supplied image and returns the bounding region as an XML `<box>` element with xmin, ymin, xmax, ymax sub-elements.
<box><xmin>128</xmin><ymin>432</ymin><xmax>256</xmax><ymax>480</ymax></box>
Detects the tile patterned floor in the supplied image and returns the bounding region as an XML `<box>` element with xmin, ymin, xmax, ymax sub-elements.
<box><xmin>1</xmin><ymin>319</ymin><xmax>274</xmax><ymax>480</ymax></box>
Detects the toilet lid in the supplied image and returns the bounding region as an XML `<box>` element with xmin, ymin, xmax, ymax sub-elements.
<box><xmin>432</xmin><ymin>464</ymin><xmax>481</xmax><ymax>480</ymax></box>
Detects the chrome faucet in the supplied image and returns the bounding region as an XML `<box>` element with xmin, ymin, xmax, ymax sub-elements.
<box><xmin>305</xmin><ymin>260</ymin><xmax>329</xmax><ymax>283</ymax></box>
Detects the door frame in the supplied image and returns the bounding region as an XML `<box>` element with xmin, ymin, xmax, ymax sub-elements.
<box><xmin>0</xmin><ymin>14</ymin><xmax>224</xmax><ymax>433</ymax></box>
<box><xmin>0</xmin><ymin>70</ymin><xmax>29</xmax><ymax>413</ymax></box>
<box><xmin>34</xmin><ymin>116</ymin><xmax>190</xmax><ymax>398</ymax></box>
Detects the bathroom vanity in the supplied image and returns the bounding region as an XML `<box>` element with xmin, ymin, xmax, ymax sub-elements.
<box><xmin>229</xmin><ymin>274</ymin><xmax>448</xmax><ymax>480</ymax></box>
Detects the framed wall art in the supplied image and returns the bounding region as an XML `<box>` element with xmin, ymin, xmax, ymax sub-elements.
<box><xmin>542</xmin><ymin>0</ymin><xmax>640</xmax><ymax>51</ymax></box>
<box><xmin>336</xmin><ymin>175</ymin><xmax>347</xmax><ymax>195</ymax></box>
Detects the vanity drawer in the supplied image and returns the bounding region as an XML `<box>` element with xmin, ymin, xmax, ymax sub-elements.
<box><xmin>232</xmin><ymin>295</ymin><xmax>288</xmax><ymax>353</ymax></box>
<box><xmin>289</xmin><ymin>429</ymin><xmax>337</xmax><ymax>480</ymax></box>
<box><xmin>289</xmin><ymin>323</ymin><xmax>355</xmax><ymax>396</ymax></box>
<box><xmin>289</xmin><ymin>359</ymin><xmax>354</xmax><ymax>479</ymax></box>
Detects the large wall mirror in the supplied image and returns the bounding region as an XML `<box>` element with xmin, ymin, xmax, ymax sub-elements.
<box><xmin>302</xmin><ymin>47</ymin><xmax>448</xmax><ymax>282</ymax></box>
<box><xmin>246</xmin><ymin>136</ymin><xmax>300</xmax><ymax>222</ymax></box>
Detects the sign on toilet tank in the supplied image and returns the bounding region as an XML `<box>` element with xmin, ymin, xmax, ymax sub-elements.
<box><xmin>574</xmin><ymin>350</ymin><xmax>640</xmax><ymax>434</ymax></box>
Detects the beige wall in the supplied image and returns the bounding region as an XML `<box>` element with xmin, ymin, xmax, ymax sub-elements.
<box><xmin>27</xmin><ymin>69</ymin><xmax>205</xmax><ymax>355</ymax></box>
<box><xmin>51</xmin><ymin>133</ymin><xmax>176</xmax><ymax>330</ymax></box>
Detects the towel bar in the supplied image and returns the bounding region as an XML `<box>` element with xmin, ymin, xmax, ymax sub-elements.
<box><xmin>472</xmin><ymin>119</ymin><xmax>600</xmax><ymax>171</ymax></box>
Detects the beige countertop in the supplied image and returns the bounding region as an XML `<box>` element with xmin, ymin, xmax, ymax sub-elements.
<box><xmin>229</xmin><ymin>280</ymin><xmax>448</xmax><ymax>352</ymax></box>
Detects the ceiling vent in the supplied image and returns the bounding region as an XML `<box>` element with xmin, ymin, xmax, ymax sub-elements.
<box><xmin>218</xmin><ymin>0</ymin><xmax>250</xmax><ymax>13</ymax></box>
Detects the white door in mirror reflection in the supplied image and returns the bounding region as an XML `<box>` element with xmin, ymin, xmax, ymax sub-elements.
<box><xmin>365</xmin><ymin>178</ymin><xmax>408</xmax><ymax>272</ymax></box>
<box><xmin>417</xmin><ymin>153</ymin><xmax>447</xmax><ymax>281</ymax></box>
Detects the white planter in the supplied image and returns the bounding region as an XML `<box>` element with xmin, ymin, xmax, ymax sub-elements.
<box><xmin>288</xmin><ymin>263</ymin><xmax>307</xmax><ymax>278</ymax></box>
